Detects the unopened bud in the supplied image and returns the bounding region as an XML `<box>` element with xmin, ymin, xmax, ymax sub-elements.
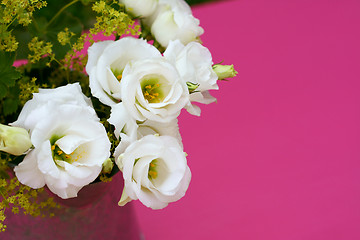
<box><xmin>213</xmin><ymin>64</ymin><xmax>238</xmax><ymax>80</ymax></box>
<box><xmin>0</xmin><ymin>124</ymin><xmax>32</xmax><ymax>155</ymax></box>
<box><xmin>102</xmin><ymin>158</ymin><xmax>114</xmax><ymax>173</ymax></box>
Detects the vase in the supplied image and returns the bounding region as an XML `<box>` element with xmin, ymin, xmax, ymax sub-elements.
<box><xmin>2</xmin><ymin>173</ymin><xmax>143</xmax><ymax>240</ymax></box>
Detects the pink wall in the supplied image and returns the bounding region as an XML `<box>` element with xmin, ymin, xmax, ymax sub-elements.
<box><xmin>134</xmin><ymin>0</ymin><xmax>360</xmax><ymax>239</ymax></box>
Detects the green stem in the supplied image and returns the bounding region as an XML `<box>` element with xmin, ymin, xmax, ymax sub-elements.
<box><xmin>0</xmin><ymin>188</ymin><xmax>9</xmax><ymax>207</ymax></box>
<box><xmin>6</xmin><ymin>17</ymin><xmax>17</xmax><ymax>29</ymax></box>
<box><xmin>50</xmin><ymin>57</ymin><xmax>64</xmax><ymax>68</ymax></box>
<box><xmin>31</xmin><ymin>17</ymin><xmax>41</xmax><ymax>33</ymax></box>
<box><xmin>46</xmin><ymin>0</ymin><xmax>80</xmax><ymax>28</ymax></box>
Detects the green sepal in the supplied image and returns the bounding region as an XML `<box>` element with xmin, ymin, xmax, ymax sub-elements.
<box><xmin>186</xmin><ymin>81</ymin><xmax>200</xmax><ymax>94</ymax></box>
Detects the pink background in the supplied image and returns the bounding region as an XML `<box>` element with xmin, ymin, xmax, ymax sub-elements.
<box><xmin>134</xmin><ymin>0</ymin><xmax>360</xmax><ymax>239</ymax></box>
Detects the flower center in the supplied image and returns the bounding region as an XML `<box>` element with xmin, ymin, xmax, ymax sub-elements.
<box><xmin>148</xmin><ymin>159</ymin><xmax>158</xmax><ymax>179</ymax></box>
<box><xmin>111</xmin><ymin>68</ymin><xmax>123</xmax><ymax>82</ymax></box>
<box><xmin>50</xmin><ymin>135</ymin><xmax>82</xmax><ymax>165</ymax></box>
<box><xmin>141</xmin><ymin>78</ymin><xmax>164</xmax><ymax>103</ymax></box>
<box><xmin>51</xmin><ymin>144</ymin><xmax>72</xmax><ymax>163</ymax></box>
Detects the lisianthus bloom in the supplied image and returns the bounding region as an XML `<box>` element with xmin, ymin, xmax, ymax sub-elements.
<box><xmin>12</xmin><ymin>83</ymin><xmax>111</xmax><ymax>199</ymax></box>
<box><xmin>108</xmin><ymin>106</ymin><xmax>182</xmax><ymax>159</ymax></box>
<box><xmin>164</xmin><ymin>40</ymin><xmax>218</xmax><ymax>115</ymax></box>
<box><xmin>86</xmin><ymin>37</ymin><xmax>161</xmax><ymax>106</ymax></box>
<box><xmin>119</xmin><ymin>0</ymin><xmax>158</xmax><ymax>18</ymax></box>
<box><xmin>117</xmin><ymin>134</ymin><xmax>191</xmax><ymax>209</ymax></box>
<box><xmin>0</xmin><ymin>124</ymin><xmax>32</xmax><ymax>156</ymax></box>
<box><xmin>143</xmin><ymin>0</ymin><xmax>204</xmax><ymax>47</ymax></box>
<box><xmin>118</xmin><ymin>57</ymin><xmax>189</xmax><ymax>123</ymax></box>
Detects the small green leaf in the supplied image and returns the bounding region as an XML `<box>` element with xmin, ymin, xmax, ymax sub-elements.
<box><xmin>0</xmin><ymin>69</ymin><xmax>21</xmax><ymax>87</ymax></box>
<box><xmin>0</xmin><ymin>51</ymin><xmax>21</xmax><ymax>91</ymax></box>
<box><xmin>3</xmin><ymin>98</ymin><xmax>19</xmax><ymax>116</ymax></box>
<box><xmin>0</xmin><ymin>84</ymin><xmax>7</xmax><ymax>99</ymax></box>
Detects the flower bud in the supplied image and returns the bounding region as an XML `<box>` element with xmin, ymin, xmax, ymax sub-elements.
<box><xmin>102</xmin><ymin>158</ymin><xmax>114</xmax><ymax>173</ymax></box>
<box><xmin>0</xmin><ymin>124</ymin><xmax>32</xmax><ymax>155</ymax></box>
<box><xmin>186</xmin><ymin>81</ymin><xmax>200</xmax><ymax>94</ymax></box>
<box><xmin>213</xmin><ymin>64</ymin><xmax>238</xmax><ymax>80</ymax></box>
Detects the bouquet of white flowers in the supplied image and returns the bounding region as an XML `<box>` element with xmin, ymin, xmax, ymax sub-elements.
<box><xmin>0</xmin><ymin>0</ymin><xmax>236</xmax><ymax>234</ymax></box>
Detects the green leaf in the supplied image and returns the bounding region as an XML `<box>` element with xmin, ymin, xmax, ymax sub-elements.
<box><xmin>0</xmin><ymin>70</ymin><xmax>21</xmax><ymax>87</ymax></box>
<box><xmin>3</xmin><ymin>98</ymin><xmax>19</xmax><ymax>116</ymax></box>
<box><xmin>0</xmin><ymin>51</ymin><xmax>21</xmax><ymax>98</ymax></box>
<box><xmin>0</xmin><ymin>83</ymin><xmax>7</xmax><ymax>99</ymax></box>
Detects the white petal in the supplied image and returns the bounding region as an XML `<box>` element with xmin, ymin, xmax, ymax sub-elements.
<box><xmin>86</xmin><ymin>40</ymin><xmax>114</xmax><ymax>74</ymax></box>
<box><xmin>14</xmin><ymin>150</ymin><xmax>45</xmax><ymax>189</ymax></box>
<box><xmin>55</xmin><ymin>134</ymin><xmax>88</xmax><ymax>155</ymax></box>
<box><xmin>89</xmin><ymin>69</ymin><xmax>119</xmax><ymax>106</ymax></box>
<box><xmin>118</xmin><ymin>187</ymin><xmax>133</xmax><ymax>206</ymax></box>
<box><xmin>185</xmin><ymin>102</ymin><xmax>201</xmax><ymax>116</ymax></box>
<box><xmin>108</xmin><ymin>103</ymin><xmax>134</xmax><ymax>138</ymax></box>
<box><xmin>135</xmin><ymin>186</ymin><xmax>168</xmax><ymax>209</ymax></box>
<box><xmin>37</xmin><ymin>141</ymin><xmax>60</xmax><ymax>178</ymax></box>
<box><xmin>132</xmin><ymin>156</ymin><xmax>154</xmax><ymax>186</ymax></box>
<box><xmin>57</xmin><ymin>161</ymin><xmax>102</xmax><ymax>187</ymax></box>
<box><xmin>47</xmin><ymin>178</ymin><xmax>82</xmax><ymax>199</ymax></box>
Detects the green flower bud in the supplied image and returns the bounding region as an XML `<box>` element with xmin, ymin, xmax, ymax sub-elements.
<box><xmin>0</xmin><ymin>124</ymin><xmax>32</xmax><ymax>156</ymax></box>
<box><xmin>213</xmin><ymin>64</ymin><xmax>238</xmax><ymax>80</ymax></box>
<box><xmin>186</xmin><ymin>81</ymin><xmax>200</xmax><ymax>94</ymax></box>
<box><xmin>102</xmin><ymin>158</ymin><xmax>114</xmax><ymax>174</ymax></box>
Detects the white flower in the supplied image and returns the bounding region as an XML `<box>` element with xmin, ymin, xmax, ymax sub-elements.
<box><xmin>108</xmin><ymin>104</ymin><xmax>182</xmax><ymax>159</ymax></box>
<box><xmin>12</xmin><ymin>83</ymin><xmax>111</xmax><ymax>199</ymax></box>
<box><xmin>0</xmin><ymin>124</ymin><xmax>32</xmax><ymax>156</ymax></box>
<box><xmin>164</xmin><ymin>40</ymin><xmax>218</xmax><ymax>115</ymax></box>
<box><xmin>119</xmin><ymin>57</ymin><xmax>189</xmax><ymax>123</ymax></box>
<box><xmin>117</xmin><ymin>135</ymin><xmax>191</xmax><ymax>209</ymax></box>
<box><xmin>119</xmin><ymin>0</ymin><xmax>158</xmax><ymax>18</ymax></box>
<box><xmin>144</xmin><ymin>0</ymin><xmax>204</xmax><ymax>47</ymax></box>
<box><xmin>86</xmin><ymin>37</ymin><xmax>161</xmax><ymax>106</ymax></box>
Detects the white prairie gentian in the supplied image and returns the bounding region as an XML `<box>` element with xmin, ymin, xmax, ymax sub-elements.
<box><xmin>117</xmin><ymin>135</ymin><xmax>191</xmax><ymax>209</ymax></box>
<box><xmin>108</xmin><ymin>105</ymin><xmax>182</xmax><ymax>159</ymax></box>
<box><xmin>144</xmin><ymin>0</ymin><xmax>204</xmax><ymax>47</ymax></box>
<box><xmin>164</xmin><ymin>40</ymin><xmax>218</xmax><ymax>115</ymax></box>
<box><xmin>0</xmin><ymin>124</ymin><xmax>32</xmax><ymax>156</ymax></box>
<box><xmin>119</xmin><ymin>0</ymin><xmax>158</xmax><ymax>18</ymax></box>
<box><xmin>11</xmin><ymin>83</ymin><xmax>111</xmax><ymax>199</ymax></box>
<box><xmin>86</xmin><ymin>37</ymin><xmax>161</xmax><ymax>106</ymax></box>
<box><xmin>119</xmin><ymin>57</ymin><xmax>189</xmax><ymax>123</ymax></box>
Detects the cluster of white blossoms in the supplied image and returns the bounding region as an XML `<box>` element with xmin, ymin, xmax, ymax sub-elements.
<box><xmin>86</xmin><ymin>35</ymin><xmax>226</xmax><ymax>209</ymax></box>
<box><xmin>0</xmin><ymin>0</ymin><xmax>236</xmax><ymax>210</ymax></box>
